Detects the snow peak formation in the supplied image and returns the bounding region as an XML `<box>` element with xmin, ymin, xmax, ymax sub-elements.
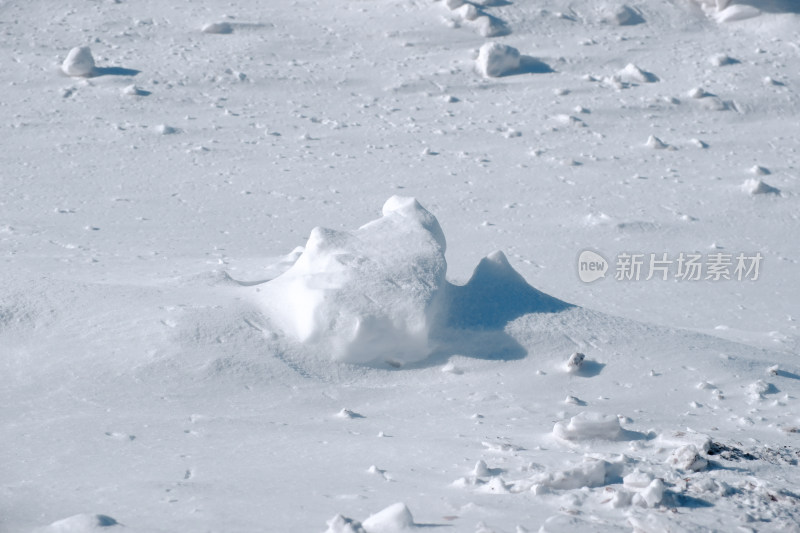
<box><xmin>252</xmin><ymin>196</ymin><xmax>569</xmax><ymax>366</ymax></box>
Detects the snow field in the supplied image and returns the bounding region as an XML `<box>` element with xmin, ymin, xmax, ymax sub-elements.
<box><xmin>2</xmin><ymin>0</ymin><xmax>800</xmax><ymax>531</ymax></box>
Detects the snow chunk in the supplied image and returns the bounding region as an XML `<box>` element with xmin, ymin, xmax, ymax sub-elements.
<box><xmin>336</xmin><ymin>408</ymin><xmax>364</xmax><ymax>419</ymax></box>
<box><xmin>155</xmin><ymin>124</ymin><xmax>178</xmax><ymax>135</ymax></box>
<box><xmin>324</xmin><ymin>515</ymin><xmax>366</xmax><ymax>533</ymax></box>
<box><xmin>715</xmin><ymin>5</ymin><xmax>761</xmax><ymax>22</ymax></box>
<box><xmin>748</xmin><ymin>379</ymin><xmax>773</xmax><ymax>399</ymax></box>
<box><xmin>456</xmin><ymin>4</ymin><xmax>479</xmax><ymax>21</ymax></box>
<box><xmin>202</xmin><ymin>22</ymin><xmax>233</xmax><ymax>34</ymax></box>
<box><xmin>668</xmin><ymin>444</ymin><xmax>708</xmax><ymax>472</ymax></box>
<box><xmin>61</xmin><ymin>47</ymin><xmax>95</xmax><ymax>77</ymax></box>
<box><xmin>645</xmin><ymin>135</ymin><xmax>669</xmax><ymax>150</ymax></box>
<box><xmin>565</xmin><ymin>352</ymin><xmax>585</xmax><ymax>372</ymax></box>
<box><xmin>533</xmin><ymin>458</ymin><xmax>612</xmax><ymax>490</ymax></box>
<box><xmin>710</xmin><ymin>53</ymin><xmax>737</xmax><ymax>66</ymax></box>
<box><xmin>361</xmin><ymin>503</ymin><xmax>415</xmax><ymax>532</ymax></box>
<box><xmin>476</xmin><ymin>42</ymin><xmax>521</xmax><ymax>78</ymax></box>
<box><xmin>472</xmin><ymin>459</ymin><xmax>491</xmax><ymax>477</ymax></box>
<box><xmin>477</xmin><ymin>477</ymin><xmax>511</xmax><ymax>494</ymax></box>
<box><xmin>623</xmin><ymin>469</ymin><xmax>653</xmax><ymax>488</ymax></box>
<box><xmin>605</xmin><ymin>5</ymin><xmax>644</xmax><ymax>26</ymax></box>
<box><xmin>637</xmin><ymin>479</ymin><xmax>666</xmax><ymax>507</ymax></box>
<box><xmin>688</xmin><ymin>87</ymin><xmax>708</xmax><ymax>99</ymax></box>
<box><xmin>472</xmin><ymin>16</ymin><xmax>508</xmax><ymax>37</ymax></box>
<box><xmin>553</xmin><ymin>412</ymin><xmax>622</xmax><ymax>441</ymax></box>
<box><xmin>616</xmin><ymin>63</ymin><xmax>658</xmax><ymax>83</ymax></box>
<box><xmin>741</xmin><ymin>179</ymin><xmax>780</xmax><ymax>195</ymax></box>
<box><xmin>121</xmin><ymin>84</ymin><xmax>148</xmax><ymax>96</ymax></box>
<box><xmin>43</xmin><ymin>514</ymin><xmax>119</xmax><ymax>531</ymax></box>
<box><xmin>254</xmin><ymin>196</ymin><xmax>447</xmax><ymax>366</ymax></box>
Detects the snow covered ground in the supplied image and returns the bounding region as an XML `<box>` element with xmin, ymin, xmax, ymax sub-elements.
<box><xmin>2</xmin><ymin>1</ymin><xmax>800</xmax><ymax>531</ymax></box>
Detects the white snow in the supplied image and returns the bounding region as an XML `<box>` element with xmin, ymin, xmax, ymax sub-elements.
<box><xmin>552</xmin><ymin>412</ymin><xmax>623</xmax><ymax>441</ymax></box>
<box><xmin>742</xmin><ymin>178</ymin><xmax>781</xmax><ymax>195</ymax></box>
<box><xmin>604</xmin><ymin>5</ymin><xmax>643</xmax><ymax>26</ymax></box>
<box><xmin>616</xmin><ymin>63</ymin><xmax>658</xmax><ymax>83</ymax></box>
<box><xmin>476</xmin><ymin>42</ymin><xmax>521</xmax><ymax>78</ymax></box>
<box><xmin>201</xmin><ymin>22</ymin><xmax>233</xmax><ymax>34</ymax></box>
<box><xmin>668</xmin><ymin>444</ymin><xmax>709</xmax><ymax>472</ymax></box>
<box><xmin>252</xmin><ymin>196</ymin><xmax>447</xmax><ymax>366</ymax></box>
<box><xmin>5</xmin><ymin>0</ymin><xmax>800</xmax><ymax>532</ymax></box>
<box><xmin>41</xmin><ymin>514</ymin><xmax>119</xmax><ymax>532</ymax></box>
<box><xmin>61</xmin><ymin>46</ymin><xmax>95</xmax><ymax>77</ymax></box>
<box><xmin>361</xmin><ymin>503</ymin><xmax>415</xmax><ymax>532</ymax></box>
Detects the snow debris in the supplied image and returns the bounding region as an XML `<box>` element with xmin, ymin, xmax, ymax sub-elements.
<box><xmin>667</xmin><ymin>444</ymin><xmax>708</xmax><ymax>472</ymax></box>
<box><xmin>155</xmin><ymin>124</ymin><xmax>178</xmax><ymax>135</ymax></box>
<box><xmin>336</xmin><ymin>408</ymin><xmax>364</xmax><ymax>419</ymax></box>
<box><xmin>633</xmin><ymin>478</ymin><xmax>666</xmax><ymax>508</ymax></box>
<box><xmin>553</xmin><ymin>412</ymin><xmax>622</xmax><ymax>441</ymax></box>
<box><xmin>324</xmin><ymin>514</ymin><xmax>366</xmax><ymax>533</ymax></box>
<box><xmin>688</xmin><ymin>87</ymin><xmax>708</xmax><ymax>99</ymax></box>
<box><xmin>61</xmin><ymin>46</ymin><xmax>95</xmax><ymax>77</ymax></box>
<box><xmin>472</xmin><ymin>459</ymin><xmax>491</xmax><ymax>477</ymax></box>
<box><xmin>477</xmin><ymin>477</ymin><xmax>511</xmax><ymax>494</ymax></box>
<box><xmin>551</xmin><ymin>114</ymin><xmax>585</xmax><ymax>127</ymax></box>
<box><xmin>472</xmin><ymin>16</ymin><xmax>508</xmax><ymax>38</ymax></box>
<box><xmin>616</xmin><ymin>63</ymin><xmax>658</xmax><ymax>83</ymax></box>
<box><xmin>456</xmin><ymin>4</ymin><xmax>479</xmax><ymax>21</ymax></box>
<box><xmin>531</xmin><ymin>458</ymin><xmax>613</xmax><ymax>490</ymax></box>
<box><xmin>741</xmin><ymin>179</ymin><xmax>780</xmax><ymax>196</ymax></box>
<box><xmin>645</xmin><ymin>135</ymin><xmax>669</xmax><ymax>150</ymax></box>
<box><xmin>361</xmin><ymin>502</ymin><xmax>416</xmax><ymax>532</ymax></box>
<box><xmin>710</xmin><ymin>53</ymin><xmax>738</xmax><ymax>66</ymax></box>
<box><xmin>715</xmin><ymin>5</ymin><xmax>761</xmax><ymax>23</ymax></box>
<box><xmin>121</xmin><ymin>84</ymin><xmax>147</xmax><ymax>96</ymax></box>
<box><xmin>43</xmin><ymin>514</ymin><xmax>119</xmax><ymax>531</ymax></box>
<box><xmin>623</xmin><ymin>469</ymin><xmax>653</xmax><ymax>488</ymax></box>
<box><xmin>565</xmin><ymin>352</ymin><xmax>585</xmax><ymax>372</ymax></box>
<box><xmin>604</xmin><ymin>5</ymin><xmax>644</xmax><ymax>26</ymax></box>
<box><xmin>748</xmin><ymin>379</ymin><xmax>773</xmax><ymax>400</ymax></box>
<box><xmin>202</xmin><ymin>22</ymin><xmax>233</xmax><ymax>34</ymax></box>
<box><xmin>253</xmin><ymin>196</ymin><xmax>447</xmax><ymax>366</ymax></box>
<box><xmin>441</xmin><ymin>361</ymin><xmax>463</xmax><ymax>374</ymax></box>
<box><xmin>476</xmin><ymin>42</ymin><xmax>521</xmax><ymax>78</ymax></box>
<box><xmin>749</xmin><ymin>165</ymin><xmax>770</xmax><ymax>176</ymax></box>
<box><xmin>767</xmin><ymin>364</ymin><xmax>780</xmax><ymax>376</ymax></box>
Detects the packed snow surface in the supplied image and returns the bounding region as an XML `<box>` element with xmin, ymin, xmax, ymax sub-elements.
<box><xmin>3</xmin><ymin>0</ymin><xmax>800</xmax><ymax>532</ymax></box>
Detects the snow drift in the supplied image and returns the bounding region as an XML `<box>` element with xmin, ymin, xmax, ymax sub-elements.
<box><xmin>252</xmin><ymin>197</ymin><xmax>570</xmax><ymax>366</ymax></box>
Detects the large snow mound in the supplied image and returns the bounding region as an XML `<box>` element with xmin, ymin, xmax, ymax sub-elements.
<box><xmin>252</xmin><ymin>197</ymin><xmax>570</xmax><ymax>366</ymax></box>
<box><xmin>253</xmin><ymin>196</ymin><xmax>448</xmax><ymax>366</ymax></box>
